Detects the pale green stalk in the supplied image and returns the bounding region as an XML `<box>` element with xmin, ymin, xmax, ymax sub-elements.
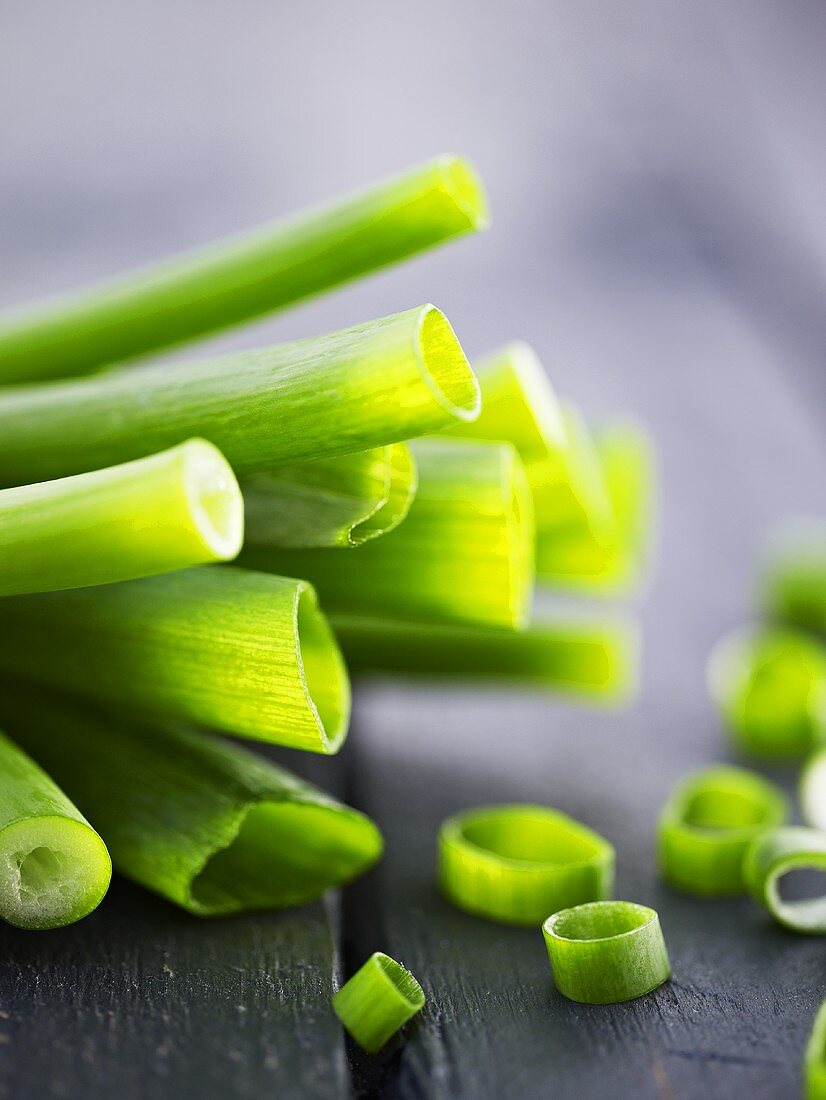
<box><xmin>241</xmin><ymin>439</ymin><xmax>535</xmax><ymax>629</ymax></box>
<box><xmin>0</xmin><ymin>305</ymin><xmax>480</xmax><ymax>487</ymax></box>
<box><xmin>0</xmin><ymin>439</ymin><xmax>243</xmax><ymax>595</ymax></box>
<box><xmin>241</xmin><ymin>443</ymin><xmax>416</xmax><ymax>549</ymax></box>
<box><xmin>0</xmin><ymin>155</ymin><xmax>488</xmax><ymax>383</ymax></box>
<box><xmin>0</xmin><ymin>566</ymin><xmax>350</xmax><ymax>753</ymax></box>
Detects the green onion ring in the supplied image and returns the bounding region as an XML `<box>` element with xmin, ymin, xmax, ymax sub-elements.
<box><xmin>542</xmin><ymin>900</ymin><xmax>670</xmax><ymax>1004</ymax></box>
<box><xmin>332</xmin><ymin>952</ymin><xmax>425</xmax><ymax>1053</ymax></box>
<box><xmin>743</xmin><ymin>827</ymin><xmax>826</xmax><ymax>934</ymax></box>
<box><xmin>806</xmin><ymin>1000</ymin><xmax>826</xmax><ymax>1100</ymax></box>
<box><xmin>438</xmin><ymin>804</ymin><xmax>614</xmax><ymax>926</ymax></box>
<box><xmin>657</xmin><ymin>766</ymin><xmax>789</xmax><ymax>895</ymax></box>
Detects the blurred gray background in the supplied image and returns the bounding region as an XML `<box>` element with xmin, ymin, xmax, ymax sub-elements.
<box><xmin>2</xmin><ymin>4</ymin><xmax>826</xmax><ymax>1096</ymax></box>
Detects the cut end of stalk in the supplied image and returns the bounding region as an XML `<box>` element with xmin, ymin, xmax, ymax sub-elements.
<box><xmin>435</xmin><ymin>155</ymin><xmax>490</xmax><ymax>232</ymax></box>
<box><xmin>295</xmin><ymin>583</ymin><xmax>351</xmax><ymax>753</ymax></box>
<box><xmin>182</xmin><ymin>439</ymin><xmax>245</xmax><ymax>561</ymax></box>
<box><xmin>350</xmin><ymin>443</ymin><xmax>418</xmax><ymax>545</ymax></box>
<box><xmin>0</xmin><ymin>816</ymin><xmax>111</xmax><ymax>930</ymax></box>
<box><xmin>415</xmin><ymin>306</ymin><xmax>481</xmax><ymax>424</ymax></box>
<box><xmin>372</xmin><ymin>953</ymin><xmax>426</xmax><ymax>1010</ymax></box>
<box><xmin>189</xmin><ymin>798</ymin><xmax>383</xmax><ymax>916</ymax></box>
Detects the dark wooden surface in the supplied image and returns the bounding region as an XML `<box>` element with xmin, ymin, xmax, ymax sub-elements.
<box><xmin>3</xmin><ymin>3</ymin><xmax>826</xmax><ymax>1097</ymax></box>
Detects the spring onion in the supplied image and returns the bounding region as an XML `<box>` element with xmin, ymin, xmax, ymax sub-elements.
<box><xmin>542</xmin><ymin>901</ymin><xmax>670</xmax><ymax>1004</ymax></box>
<box><xmin>801</xmin><ymin>749</ymin><xmax>826</xmax><ymax>830</ymax></box>
<box><xmin>438</xmin><ymin>804</ymin><xmax>615</xmax><ymax>925</ymax></box>
<box><xmin>332</xmin><ymin>952</ymin><xmax>425</xmax><ymax>1053</ymax></box>
<box><xmin>743</xmin><ymin>827</ymin><xmax>826</xmax><ymax>934</ymax></box>
<box><xmin>657</xmin><ymin>766</ymin><xmax>789</xmax><ymax>895</ymax></box>
<box><xmin>0</xmin><ymin>729</ymin><xmax>111</xmax><ymax>930</ymax></box>
<box><xmin>0</xmin><ymin>155</ymin><xmax>488</xmax><ymax>384</ymax></box>
<box><xmin>241</xmin><ymin>443</ymin><xmax>416</xmax><ymax>550</ymax></box>
<box><xmin>0</xmin><ymin>566</ymin><xmax>349</xmax><ymax>752</ymax></box>
<box><xmin>762</xmin><ymin>521</ymin><xmax>826</xmax><ymax>632</ymax></box>
<box><xmin>0</xmin><ymin>305</ymin><xmax>480</xmax><ymax>488</ymax></box>
<box><xmin>0</xmin><ymin>690</ymin><xmax>381</xmax><ymax>917</ymax></box>
<box><xmin>0</xmin><ymin>439</ymin><xmax>243</xmax><ymax>596</ymax></box>
<box><xmin>708</xmin><ymin>626</ymin><xmax>826</xmax><ymax>758</ymax></box>
<box><xmin>241</xmin><ymin>439</ymin><xmax>535</xmax><ymax>629</ymax></box>
<box><xmin>330</xmin><ymin>614</ymin><xmax>638</xmax><ymax>701</ymax></box>
<box><xmin>806</xmin><ymin>1001</ymin><xmax>826</xmax><ymax>1100</ymax></box>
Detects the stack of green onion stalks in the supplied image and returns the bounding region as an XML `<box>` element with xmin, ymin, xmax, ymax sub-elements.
<box><xmin>0</xmin><ymin>150</ymin><xmax>650</xmax><ymax>981</ymax></box>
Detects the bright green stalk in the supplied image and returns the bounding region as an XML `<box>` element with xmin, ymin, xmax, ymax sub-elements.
<box><xmin>806</xmin><ymin>1001</ymin><xmax>826</xmax><ymax>1100</ymax></box>
<box><xmin>657</xmin><ymin>766</ymin><xmax>789</xmax><ymax>896</ymax></box>
<box><xmin>762</xmin><ymin>521</ymin><xmax>826</xmax><ymax>632</ymax></box>
<box><xmin>542</xmin><ymin>901</ymin><xmax>670</xmax><ymax>1004</ymax></box>
<box><xmin>330</xmin><ymin>614</ymin><xmax>638</xmax><ymax>701</ymax></box>
<box><xmin>332</xmin><ymin>953</ymin><xmax>425</xmax><ymax>1054</ymax></box>
<box><xmin>743</xmin><ymin>827</ymin><xmax>826</xmax><ymax>934</ymax></box>
<box><xmin>0</xmin><ymin>439</ymin><xmax>243</xmax><ymax>596</ymax></box>
<box><xmin>241</xmin><ymin>443</ymin><xmax>416</xmax><ymax>550</ymax></box>
<box><xmin>0</xmin><ymin>156</ymin><xmax>488</xmax><ymax>384</ymax></box>
<box><xmin>0</xmin><ymin>691</ymin><xmax>381</xmax><ymax>917</ymax></box>
<box><xmin>708</xmin><ymin>626</ymin><xmax>826</xmax><ymax>758</ymax></box>
<box><xmin>0</xmin><ymin>305</ymin><xmax>480</xmax><ymax>488</ymax></box>
<box><xmin>0</xmin><ymin>729</ymin><xmax>111</xmax><ymax>930</ymax></box>
<box><xmin>0</xmin><ymin>566</ymin><xmax>350</xmax><ymax>753</ymax></box>
<box><xmin>438</xmin><ymin>804</ymin><xmax>614</xmax><ymax>926</ymax></box>
<box><xmin>241</xmin><ymin>439</ymin><xmax>535</xmax><ymax>629</ymax></box>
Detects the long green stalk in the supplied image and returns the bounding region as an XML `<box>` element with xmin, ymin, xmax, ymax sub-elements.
<box><xmin>0</xmin><ymin>155</ymin><xmax>488</xmax><ymax>384</ymax></box>
<box><xmin>0</xmin><ymin>305</ymin><xmax>480</xmax><ymax>487</ymax></box>
<box><xmin>0</xmin><ymin>691</ymin><xmax>381</xmax><ymax>917</ymax></box>
<box><xmin>330</xmin><ymin>615</ymin><xmax>637</xmax><ymax>701</ymax></box>
<box><xmin>0</xmin><ymin>439</ymin><xmax>243</xmax><ymax>595</ymax></box>
<box><xmin>241</xmin><ymin>444</ymin><xmax>416</xmax><ymax>549</ymax></box>
<box><xmin>0</xmin><ymin>729</ymin><xmax>111</xmax><ymax>929</ymax></box>
<box><xmin>241</xmin><ymin>439</ymin><xmax>534</xmax><ymax>629</ymax></box>
<box><xmin>0</xmin><ymin>566</ymin><xmax>350</xmax><ymax>753</ymax></box>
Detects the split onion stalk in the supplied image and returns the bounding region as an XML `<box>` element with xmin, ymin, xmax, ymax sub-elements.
<box><xmin>0</xmin><ymin>729</ymin><xmax>111</xmax><ymax>930</ymax></box>
<box><xmin>0</xmin><ymin>305</ymin><xmax>480</xmax><ymax>488</ymax></box>
<box><xmin>542</xmin><ymin>901</ymin><xmax>670</xmax><ymax>1004</ymax></box>
<box><xmin>330</xmin><ymin>615</ymin><xmax>638</xmax><ymax>702</ymax></box>
<box><xmin>762</xmin><ymin>520</ymin><xmax>826</xmax><ymax>632</ymax></box>
<box><xmin>743</xmin><ymin>827</ymin><xmax>826</xmax><ymax>934</ymax></box>
<box><xmin>0</xmin><ymin>155</ymin><xmax>488</xmax><ymax>384</ymax></box>
<box><xmin>0</xmin><ymin>439</ymin><xmax>243</xmax><ymax>596</ymax></box>
<box><xmin>444</xmin><ymin>342</ymin><xmax>653</xmax><ymax>592</ymax></box>
<box><xmin>657</xmin><ymin>766</ymin><xmax>788</xmax><ymax>895</ymax></box>
<box><xmin>438</xmin><ymin>804</ymin><xmax>615</xmax><ymax>925</ymax></box>
<box><xmin>0</xmin><ymin>566</ymin><xmax>350</xmax><ymax>753</ymax></box>
<box><xmin>806</xmin><ymin>1001</ymin><xmax>826</xmax><ymax>1100</ymax></box>
<box><xmin>0</xmin><ymin>691</ymin><xmax>381</xmax><ymax>917</ymax></box>
<box><xmin>332</xmin><ymin>952</ymin><xmax>425</xmax><ymax>1054</ymax></box>
<box><xmin>241</xmin><ymin>444</ymin><xmax>416</xmax><ymax>550</ymax></box>
<box><xmin>241</xmin><ymin>439</ymin><xmax>535</xmax><ymax>630</ymax></box>
<box><xmin>708</xmin><ymin>626</ymin><xmax>826</xmax><ymax>758</ymax></box>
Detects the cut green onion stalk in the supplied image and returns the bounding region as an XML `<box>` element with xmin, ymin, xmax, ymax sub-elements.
<box><xmin>657</xmin><ymin>766</ymin><xmax>789</xmax><ymax>896</ymax></box>
<box><xmin>743</xmin><ymin>827</ymin><xmax>826</xmax><ymax>934</ymax></box>
<box><xmin>438</xmin><ymin>805</ymin><xmax>615</xmax><ymax>925</ymax></box>
<box><xmin>0</xmin><ymin>729</ymin><xmax>111</xmax><ymax>930</ymax></box>
<box><xmin>242</xmin><ymin>439</ymin><xmax>535</xmax><ymax>629</ymax></box>
<box><xmin>0</xmin><ymin>566</ymin><xmax>350</xmax><ymax>753</ymax></box>
<box><xmin>331</xmin><ymin>615</ymin><xmax>638</xmax><ymax>702</ymax></box>
<box><xmin>241</xmin><ymin>444</ymin><xmax>416</xmax><ymax>550</ymax></box>
<box><xmin>332</xmin><ymin>952</ymin><xmax>425</xmax><ymax>1054</ymax></box>
<box><xmin>0</xmin><ymin>305</ymin><xmax>480</xmax><ymax>488</ymax></box>
<box><xmin>801</xmin><ymin>749</ymin><xmax>826</xmax><ymax>830</ymax></box>
<box><xmin>542</xmin><ymin>901</ymin><xmax>670</xmax><ymax>1005</ymax></box>
<box><xmin>0</xmin><ymin>439</ymin><xmax>243</xmax><ymax>596</ymax></box>
<box><xmin>762</xmin><ymin>521</ymin><xmax>826</xmax><ymax>633</ymax></box>
<box><xmin>0</xmin><ymin>691</ymin><xmax>381</xmax><ymax>917</ymax></box>
<box><xmin>708</xmin><ymin>626</ymin><xmax>826</xmax><ymax>758</ymax></box>
<box><xmin>806</xmin><ymin>1001</ymin><xmax>826</xmax><ymax>1100</ymax></box>
<box><xmin>0</xmin><ymin>155</ymin><xmax>488</xmax><ymax>384</ymax></box>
